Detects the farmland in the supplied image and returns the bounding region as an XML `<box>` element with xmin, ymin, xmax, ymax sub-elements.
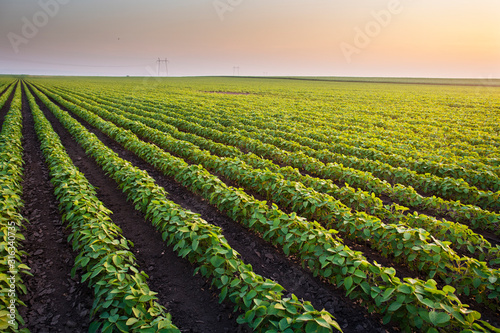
<box><xmin>1</xmin><ymin>76</ymin><xmax>499</xmax><ymax>332</ymax></box>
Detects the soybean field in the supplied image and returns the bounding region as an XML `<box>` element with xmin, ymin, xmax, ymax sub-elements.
<box><xmin>1</xmin><ymin>76</ymin><xmax>500</xmax><ymax>333</ymax></box>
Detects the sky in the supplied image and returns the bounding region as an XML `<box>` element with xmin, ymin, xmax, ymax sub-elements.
<box><xmin>0</xmin><ymin>0</ymin><xmax>499</xmax><ymax>78</ymax></box>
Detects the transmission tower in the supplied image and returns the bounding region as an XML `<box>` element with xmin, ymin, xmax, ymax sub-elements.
<box><xmin>157</xmin><ymin>58</ymin><xmax>169</xmax><ymax>76</ymax></box>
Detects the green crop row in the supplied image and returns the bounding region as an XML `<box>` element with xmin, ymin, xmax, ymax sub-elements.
<box><xmin>298</xmin><ymin>122</ymin><xmax>500</xmax><ymax>171</ymax></box>
<box><xmin>25</xmin><ymin>84</ymin><xmax>181</xmax><ymax>333</ymax></box>
<box><xmin>229</xmin><ymin>121</ymin><xmax>500</xmax><ymax>192</ymax></box>
<box><xmin>274</xmin><ymin>116</ymin><xmax>500</xmax><ymax>170</ymax></box>
<box><xmin>43</xmin><ymin>85</ymin><xmax>500</xmax><ymax>308</ymax></box>
<box><xmin>195</xmin><ymin>88</ymin><xmax>500</xmax><ymax>163</ymax></box>
<box><xmin>28</xmin><ymin>83</ymin><xmax>342</xmax><ymax>333</ymax></box>
<box><xmin>0</xmin><ymin>83</ymin><xmax>16</xmax><ymax>111</ymax></box>
<box><xmin>122</xmin><ymin>93</ymin><xmax>499</xmax><ymax>211</ymax></box>
<box><xmin>266</xmin><ymin>106</ymin><xmax>500</xmax><ymax>164</ymax></box>
<box><xmin>163</xmin><ymin>91</ymin><xmax>500</xmax><ymax>181</ymax></box>
<box><xmin>83</xmin><ymin>85</ymin><xmax>500</xmax><ymax>174</ymax></box>
<box><xmin>51</xmin><ymin>86</ymin><xmax>499</xmax><ymax>266</ymax></box>
<box><xmin>268</xmin><ymin>120</ymin><xmax>500</xmax><ymax>172</ymax></box>
<box><xmin>0</xmin><ymin>80</ymin><xmax>16</xmax><ymax>91</ymax></box>
<box><xmin>92</xmin><ymin>91</ymin><xmax>498</xmax><ymax>237</ymax></box>
<box><xmin>32</xmin><ymin>83</ymin><xmax>499</xmax><ymax>332</ymax></box>
<box><xmin>0</xmin><ymin>82</ymin><xmax>9</xmax><ymax>95</ymax></box>
<box><xmin>85</xmin><ymin>85</ymin><xmax>499</xmax><ymax>192</ymax></box>
<box><xmin>0</xmin><ymin>82</ymin><xmax>30</xmax><ymax>332</ymax></box>
<box><xmin>69</xmin><ymin>79</ymin><xmax>500</xmax><ymax>170</ymax></box>
<box><xmin>211</xmin><ymin>114</ymin><xmax>500</xmax><ymax>191</ymax></box>
<box><xmin>239</xmin><ymin>130</ymin><xmax>500</xmax><ymax>211</ymax></box>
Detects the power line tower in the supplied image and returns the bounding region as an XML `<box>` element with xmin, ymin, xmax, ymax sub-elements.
<box><xmin>233</xmin><ymin>66</ymin><xmax>240</xmax><ymax>76</ymax></box>
<box><xmin>157</xmin><ymin>58</ymin><xmax>169</xmax><ymax>76</ymax></box>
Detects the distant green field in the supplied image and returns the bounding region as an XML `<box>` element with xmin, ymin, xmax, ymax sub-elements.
<box><xmin>272</xmin><ymin>76</ymin><xmax>500</xmax><ymax>86</ymax></box>
<box><xmin>191</xmin><ymin>75</ymin><xmax>498</xmax><ymax>87</ymax></box>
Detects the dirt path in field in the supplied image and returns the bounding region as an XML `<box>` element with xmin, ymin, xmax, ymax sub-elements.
<box><xmin>0</xmin><ymin>85</ymin><xmax>14</xmax><ymax>126</ymax></box>
<box><xmin>33</xmin><ymin>87</ymin><xmax>400</xmax><ymax>333</ymax></box>
<box><xmin>19</xmin><ymin>86</ymin><xmax>94</xmax><ymax>332</ymax></box>
<box><xmin>27</xmin><ymin>86</ymin><xmax>249</xmax><ymax>333</ymax></box>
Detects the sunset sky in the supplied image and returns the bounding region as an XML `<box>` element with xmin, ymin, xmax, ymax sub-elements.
<box><xmin>1</xmin><ymin>0</ymin><xmax>499</xmax><ymax>77</ymax></box>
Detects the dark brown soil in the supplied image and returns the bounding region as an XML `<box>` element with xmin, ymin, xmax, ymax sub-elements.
<box><xmin>18</xmin><ymin>86</ymin><xmax>94</xmax><ymax>332</ymax></box>
<box><xmin>482</xmin><ymin>231</ymin><xmax>500</xmax><ymax>247</ymax></box>
<box><xmin>35</xmin><ymin>86</ymin><xmax>400</xmax><ymax>332</ymax></box>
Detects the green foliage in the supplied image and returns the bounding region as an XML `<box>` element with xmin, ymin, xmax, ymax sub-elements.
<box><xmin>29</xmin><ymin>81</ymin><xmax>499</xmax><ymax>332</ymax></box>
<box><xmin>0</xmin><ymin>82</ymin><xmax>30</xmax><ymax>333</ymax></box>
